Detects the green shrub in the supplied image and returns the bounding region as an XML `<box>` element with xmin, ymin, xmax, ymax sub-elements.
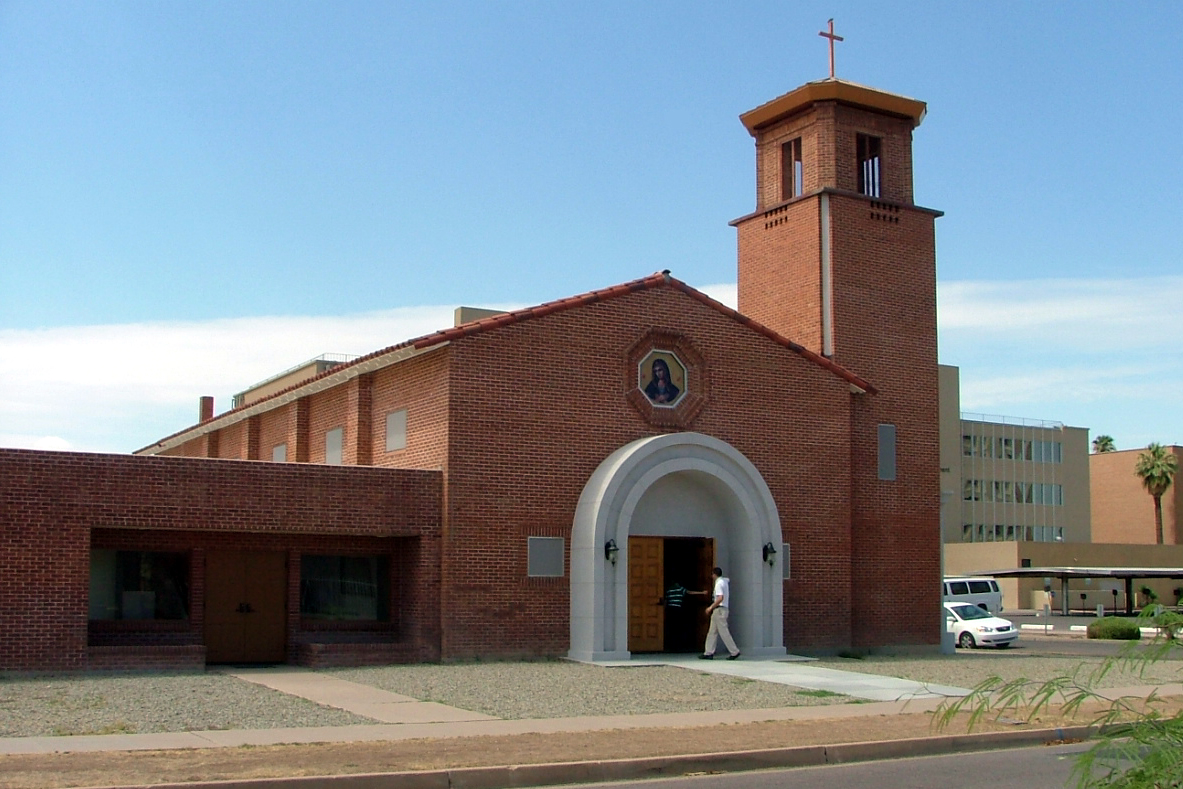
<box><xmin>1087</xmin><ymin>617</ymin><xmax>1142</xmax><ymax>640</ymax></box>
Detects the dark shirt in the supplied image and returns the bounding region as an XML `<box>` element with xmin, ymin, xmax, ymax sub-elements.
<box><xmin>664</xmin><ymin>584</ymin><xmax>687</xmax><ymax>608</ymax></box>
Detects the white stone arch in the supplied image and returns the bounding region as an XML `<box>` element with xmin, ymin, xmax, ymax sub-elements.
<box><xmin>569</xmin><ymin>432</ymin><xmax>786</xmax><ymax>661</ymax></box>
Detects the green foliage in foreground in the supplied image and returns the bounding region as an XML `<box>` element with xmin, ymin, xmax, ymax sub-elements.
<box><xmin>1087</xmin><ymin>618</ymin><xmax>1142</xmax><ymax>641</ymax></box>
<box><xmin>936</xmin><ymin>607</ymin><xmax>1183</xmax><ymax>788</ymax></box>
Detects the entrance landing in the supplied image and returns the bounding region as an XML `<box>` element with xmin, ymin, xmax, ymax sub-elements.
<box><xmin>587</xmin><ymin>654</ymin><xmax>971</xmax><ymax>701</ymax></box>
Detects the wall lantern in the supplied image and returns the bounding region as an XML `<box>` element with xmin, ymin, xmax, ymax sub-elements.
<box><xmin>762</xmin><ymin>542</ymin><xmax>777</xmax><ymax>566</ymax></box>
<box><xmin>604</xmin><ymin>539</ymin><xmax>619</xmax><ymax>565</ymax></box>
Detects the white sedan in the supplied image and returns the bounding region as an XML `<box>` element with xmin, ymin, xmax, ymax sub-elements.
<box><xmin>944</xmin><ymin>601</ymin><xmax>1018</xmax><ymax>649</ymax></box>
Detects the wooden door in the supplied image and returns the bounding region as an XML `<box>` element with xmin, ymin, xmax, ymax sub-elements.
<box><xmin>628</xmin><ymin>536</ymin><xmax>664</xmax><ymax>652</ymax></box>
<box><xmin>204</xmin><ymin>551</ymin><xmax>287</xmax><ymax>663</ymax></box>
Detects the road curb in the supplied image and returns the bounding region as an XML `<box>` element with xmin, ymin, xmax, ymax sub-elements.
<box><xmin>81</xmin><ymin>725</ymin><xmax>1096</xmax><ymax>789</ymax></box>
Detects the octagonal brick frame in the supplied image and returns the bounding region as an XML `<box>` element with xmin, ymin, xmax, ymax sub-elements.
<box><xmin>624</xmin><ymin>329</ymin><xmax>709</xmax><ymax>429</ymax></box>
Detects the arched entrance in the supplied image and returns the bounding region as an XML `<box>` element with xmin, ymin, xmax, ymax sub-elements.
<box><xmin>568</xmin><ymin>433</ymin><xmax>785</xmax><ymax>662</ymax></box>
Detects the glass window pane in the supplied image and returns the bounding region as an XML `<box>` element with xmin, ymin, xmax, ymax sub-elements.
<box><xmin>325</xmin><ymin>428</ymin><xmax>344</xmax><ymax>465</ymax></box>
<box><xmin>300</xmin><ymin>555</ymin><xmax>390</xmax><ymax>621</ymax></box>
<box><xmin>89</xmin><ymin>550</ymin><xmax>189</xmax><ymax>621</ymax></box>
<box><xmin>385</xmin><ymin>409</ymin><xmax>408</xmax><ymax>452</ymax></box>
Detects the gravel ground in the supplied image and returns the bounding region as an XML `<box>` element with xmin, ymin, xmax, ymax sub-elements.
<box><xmin>2</xmin><ymin>651</ymin><xmax>1181</xmax><ymax>739</ymax></box>
<box><xmin>0</xmin><ymin>673</ymin><xmax>371</xmax><ymax>738</ymax></box>
<box><xmin>817</xmin><ymin>652</ymin><xmax>1183</xmax><ymax>689</ymax></box>
<box><xmin>327</xmin><ymin>662</ymin><xmax>850</xmax><ymax>719</ymax></box>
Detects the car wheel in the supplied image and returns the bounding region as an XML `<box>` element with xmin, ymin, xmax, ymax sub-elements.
<box><xmin>958</xmin><ymin>631</ymin><xmax>976</xmax><ymax>649</ymax></box>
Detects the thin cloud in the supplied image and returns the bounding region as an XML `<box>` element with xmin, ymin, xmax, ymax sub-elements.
<box><xmin>938</xmin><ymin>276</ymin><xmax>1182</xmax><ymax>351</ymax></box>
<box><xmin>1</xmin><ymin>276</ymin><xmax>1178</xmax><ymax>453</ymax></box>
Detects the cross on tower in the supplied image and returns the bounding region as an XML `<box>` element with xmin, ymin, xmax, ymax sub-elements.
<box><xmin>818</xmin><ymin>19</ymin><xmax>844</xmax><ymax>79</ymax></box>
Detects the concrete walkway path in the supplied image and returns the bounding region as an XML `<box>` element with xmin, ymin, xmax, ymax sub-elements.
<box><xmin>598</xmin><ymin>654</ymin><xmax>973</xmax><ymax>701</ymax></box>
<box><xmin>225</xmin><ymin>667</ymin><xmax>498</xmax><ymax>724</ymax></box>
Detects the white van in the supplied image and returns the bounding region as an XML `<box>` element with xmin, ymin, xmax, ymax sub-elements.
<box><xmin>943</xmin><ymin>577</ymin><xmax>1003</xmax><ymax>614</ymax></box>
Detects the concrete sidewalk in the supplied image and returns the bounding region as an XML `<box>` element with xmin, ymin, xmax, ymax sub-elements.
<box><xmin>608</xmin><ymin>654</ymin><xmax>971</xmax><ymax>700</ymax></box>
<box><xmin>0</xmin><ymin>694</ymin><xmax>955</xmax><ymax>756</ymax></box>
<box><xmin>0</xmin><ymin>658</ymin><xmax>973</xmax><ymax>756</ymax></box>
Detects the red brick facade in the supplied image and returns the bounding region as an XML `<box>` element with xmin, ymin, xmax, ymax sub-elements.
<box><xmin>0</xmin><ymin>77</ymin><xmax>944</xmax><ymax>670</ymax></box>
<box><xmin>0</xmin><ymin>449</ymin><xmax>441</xmax><ymax>671</ymax></box>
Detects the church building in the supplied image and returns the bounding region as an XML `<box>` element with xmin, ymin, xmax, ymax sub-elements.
<box><xmin>0</xmin><ymin>75</ymin><xmax>942</xmax><ymax>671</ymax></box>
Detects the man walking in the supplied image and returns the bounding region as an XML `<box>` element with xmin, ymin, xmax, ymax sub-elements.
<box><xmin>700</xmin><ymin>566</ymin><xmax>740</xmax><ymax>660</ymax></box>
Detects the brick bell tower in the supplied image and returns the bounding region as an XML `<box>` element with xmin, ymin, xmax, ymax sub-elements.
<box><xmin>731</xmin><ymin>77</ymin><xmax>943</xmax><ymax>648</ymax></box>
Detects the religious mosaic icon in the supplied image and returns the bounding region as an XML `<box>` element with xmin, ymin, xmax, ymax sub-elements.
<box><xmin>638</xmin><ymin>350</ymin><xmax>686</xmax><ymax>408</ymax></box>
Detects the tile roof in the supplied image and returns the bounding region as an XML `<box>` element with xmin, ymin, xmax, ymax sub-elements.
<box><xmin>136</xmin><ymin>271</ymin><xmax>875</xmax><ymax>454</ymax></box>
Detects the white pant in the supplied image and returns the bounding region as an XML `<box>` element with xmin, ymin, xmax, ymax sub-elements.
<box><xmin>705</xmin><ymin>607</ymin><xmax>739</xmax><ymax>656</ymax></box>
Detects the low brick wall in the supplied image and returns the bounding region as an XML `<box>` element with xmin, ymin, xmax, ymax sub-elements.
<box><xmin>87</xmin><ymin>645</ymin><xmax>207</xmax><ymax>671</ymax></box>
<box><xmin>296</xmin><ymin>642</ymin><xmax>424</xmax><ymax>669</ymax></box>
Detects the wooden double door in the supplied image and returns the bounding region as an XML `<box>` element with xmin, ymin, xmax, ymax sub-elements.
<box><xmin>204</xmin><ymin>550</ymin><xmax>288</xmax><ymax>664</ymax></box>
<box><xmin>627</xmin><ymin>536</ymin><xmax>715</xmax><ymax>653</ymax></box>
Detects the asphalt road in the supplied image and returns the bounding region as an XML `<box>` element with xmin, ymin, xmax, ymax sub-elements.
<box><xmin>547</xmin><ymin>742</ymin><xmax>1093</xmax><ymax>789</ymax></box>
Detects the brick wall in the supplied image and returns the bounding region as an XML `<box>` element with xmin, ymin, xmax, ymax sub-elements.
<box><xmin>829</xmin><ymin>193</ymin><xmax>940</xmax><ymax>648</ymax></box>
<box><xmin>369</xmin><ymin>348</ymin><xmax>450</xmax><ymax>470</ymax></box>
<box><xmin>0</xmin><ymin>449</ymin><xmax>441</xmax><ymax>671</ymax></box>
<box><xmin>443</xmin><ymin>286</ymin><xmax>855</xmax><ymax>657</ymax></box>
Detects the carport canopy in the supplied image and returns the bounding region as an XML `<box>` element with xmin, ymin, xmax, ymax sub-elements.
<box><xmin>970</xmin><ymin>567</ymin><xmax>1183</xmax><ymax>616</ymax></box>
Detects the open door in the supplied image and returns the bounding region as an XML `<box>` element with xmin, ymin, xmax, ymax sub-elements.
<box><xmin>662</xmin><ymin>537</ymin><xmax>715</xmax><ymax>653</ymax></box>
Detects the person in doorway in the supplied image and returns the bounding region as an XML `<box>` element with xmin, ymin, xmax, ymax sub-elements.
<box><xmin>699</xmin><ymin>566</ymin><xmax>740</xmax><ymax>660</ymax></box>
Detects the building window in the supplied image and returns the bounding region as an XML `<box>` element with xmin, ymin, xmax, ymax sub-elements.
<box><xmin>964</xmin><ymin>478</ymin><xmax>1061</xmax><ymax>506</ymax></box>
<box><xmin>781</xmin><ymin>137</ymin><xmax>803</xmax><ymax>200</ymax></box>
<box><xmin>89</xmin><ymin>550</ymin><xmax>189</xmax><ymax>621</ymax></box>
<box><xmin>325</xmin><ymin>427</ymin><xmax>343</xmax><ymax>465</ymax></box>
<box><xmin>272</xmin><ymin>443</ymin><xmax>287</xmax><ymax>463</ymax></box>
<box><xmin>299</xmin><ymin>555</ymin><xmax>390</xmax><ymax>621</ymax></box>
<box><xmin>385</xmin><ymin>409</ymin><xmax>407</xmax><ymax>452</ymax></box>
<box><xmin>877</xmin><ymin>423</ymin><xmax>896</xmax><ymax>481</ymax></box>
<box><xmin>857</xmin><ymin>133</ymin><xmax>881</xmax><ymax>197</ymax></box>
<box><xmin>527</xmin><ymin>536</ymin><xmax>565</xmax><ymax>578</ymax></box>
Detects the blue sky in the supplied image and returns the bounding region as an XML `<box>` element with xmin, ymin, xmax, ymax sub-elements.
<box><xmin>1</xmin><ymin>2</ymin><xmax>1180</xmax><ymax>453</ymax></box>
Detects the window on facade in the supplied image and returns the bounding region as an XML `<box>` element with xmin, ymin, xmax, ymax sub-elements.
<box><xmin>877</xmin><ymin>424</ymin><xmax>897</xmax><ymax>481</ymax></box>
<box><xmin>856</xmin><ymin>133</ymin><xmax>882</xmax><ymax>197</ymax></box>
<box><xmin>325</xmin><ymin>427</ymin><xmax>343</xmax><ymax>465</ymax></box>
<box><xmin>962</xmin><ymin>479</ymin><xmax>982</xmax><ymax>501</ymax></box>
<box><xmin>961</xmin><ymin>524</ymin><xmax>973</xmax><ymax>542</ymax></box>
<box><xmin>299</xmin><ymin>555</ymin><xmax>390</xmax><ymax>621</ymax></box>
<box><xmin>385</xmin><ymin>409</ymin><xmax>407</xmax><ymax>452</ymax></box>
<box><xmin>89</xmin><ymin>550</ymin><xmax>189</xmax><ymax>620</ymax></box>
<box><xmin>527</xmin><ymin>537</ymin><xmax>565</xmax><ymax>577</ymax></box>
<box><xmin>781</xmin><ymin>137</ymin><xmax>803</xmax><ymax>200</ymax></box>
<box><xmin>1031</xmin><ymin>440</ymin><xmax>1063</xmax><ymax>463</ymax></box>
<box><xmin>1000</xmin><ymin>438</ymin><xmax>1014</xmax><ymax>459</ymax></box>
<box><xmin>272</xmin><ymin>443</ymin><xmax>287</xmax><ymax>463</ymax></box>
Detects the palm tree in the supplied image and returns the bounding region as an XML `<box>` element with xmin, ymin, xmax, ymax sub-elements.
<box><xmin>1134</xmin><ymin>443</ymin><xmax>1179</xmax><ymax>545</ymax></box>
<box><xmin>1092</xmin><ymin>434</ymin><xmax>1116</xmax><ymax>453</ymax></box>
